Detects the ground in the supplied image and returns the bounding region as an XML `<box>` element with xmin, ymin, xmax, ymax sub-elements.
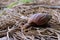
<box><xmin>0</xmin><ymin>0</ymin><xmax>60</xmax><ymax>40</ymax></box>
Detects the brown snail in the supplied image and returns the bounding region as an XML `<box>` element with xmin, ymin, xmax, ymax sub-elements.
<box><xmin>23</xmin><ymin>13</ymin><xmax>52</xmax><ymax>29</ymax></box>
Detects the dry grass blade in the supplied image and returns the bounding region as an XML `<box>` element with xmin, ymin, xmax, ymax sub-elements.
<box><xmin>26</xmin><ymin>36</ymin><xmax>35</xmax><ymax>40</ymax></box>
<box><xmin>41</xmin><ymin>37</ymin><xmax>45</xmax><ymax>40</ymax></box>
<box><xmin>47</xmin><ymin>28</ymin><xmax>60</xmax><ymax>34</ymax></box>
<box><xmin>13</xmin><ymin>35</ymin><xmax>18</xmax><ymax>40</ymax></box>
<box><xmin>55</xmin><ymin>32</ymin><xmax>60</xmax><ymax>40</ymax></box>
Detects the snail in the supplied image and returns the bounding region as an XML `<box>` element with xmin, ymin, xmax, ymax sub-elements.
<box><xmin>23</xmin><ymin>13</ymin><xmax>52</xmax><ymax>29</ymax></box>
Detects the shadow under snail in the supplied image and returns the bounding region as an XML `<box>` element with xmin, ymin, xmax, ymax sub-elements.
<box><xmin>23</xmin><ymin>13</ymin><xmax>52</xmax><ymax>29</ymax></box>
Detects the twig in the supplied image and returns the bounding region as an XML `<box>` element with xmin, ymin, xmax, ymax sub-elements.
<box><xmin>7</xmin><ymin>27</ymin><xmax>10</xmax><ymax>40</ymax></box>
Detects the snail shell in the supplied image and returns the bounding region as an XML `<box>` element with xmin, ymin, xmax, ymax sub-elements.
<box><xmin>28</xmin><ymin>13</ymin><xmax>52</xmax><ymax>25</ymax></box>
